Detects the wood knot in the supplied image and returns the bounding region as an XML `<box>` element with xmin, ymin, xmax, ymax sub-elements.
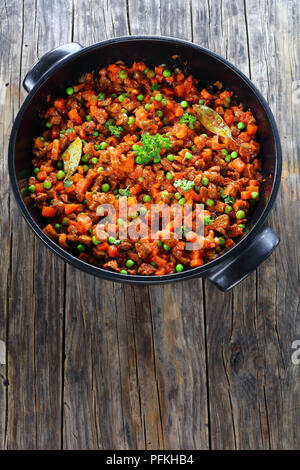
<box><xmin>229</xmin><ymin>342</ymin><xmax>244</xmax><ymax>374</ymax></box>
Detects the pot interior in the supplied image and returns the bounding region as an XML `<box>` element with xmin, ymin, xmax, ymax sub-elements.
<box><xmin>13</xmin><ymin>37</ymin><xmax>278</xmax><ymax>254</ymax></box>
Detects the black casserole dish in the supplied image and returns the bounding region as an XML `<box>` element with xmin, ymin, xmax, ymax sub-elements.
<box><xmin>8</xmin><ymin>36</ymin><xmax>281</xmax><ymax>291</ymax></box>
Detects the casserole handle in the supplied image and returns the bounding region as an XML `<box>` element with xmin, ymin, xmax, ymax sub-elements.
<box><xmin>23</xmin><ymin>43</ymin><xmax>84</xmax><ymax>93</ymax></box>
<box><xmin>206</xmin><ymin>226</ymin><xmax>280</xmax><ymax>291</ymax></box>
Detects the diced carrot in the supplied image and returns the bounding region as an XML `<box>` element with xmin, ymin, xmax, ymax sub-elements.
<box><xmin>246</xmin><ymin>186</ymin><xmax>259</xmax><ymax>193</ymax></box>
<box><xmin>175</xmin><ymin>107</ymin><xmax>184</xmax><ymax>117</ymax></box>
<box><xmin>51</xmin><ymin>139</ymin><xmax>60</xmax><ymax>161</ymax></box>
<box><xmin>201</xmin><ymin>89</ymin><xmax>213</xmax><ymax>100</ymax></box>
<box><xmin>64</xmin><ymin>203</ymin><xmax>81</xmax><ymax>215</ymax></box>
<box><xmin>190</xmin><ymin>258</ymin><xmax>204</xmax><ymax>267</ymax></box>
<box><xmin>174</xmin><ymin>84</ymin><xmax>186</xmax><ymax>98</ymax></box>
<box><xmin>155</xmin><ymin>268</ymin><xmax>166</xmax><ymax>275</ymax></box>
<box><xmin>97</xmin><ymin>242</ymin><xmax>109</xmax><ymax>251</ymax></box>
<box><xmin>240</xmin><ymin>191</ymin><xmax>252</xmax><ymax>200</ymax></box>
<box><xmin>64</xmin><ymin>184</ymin><xmax>75</xmax><ymax>194</ymax></box>
<box><xmin>108</xmin><ymin>245</ymin><xmax>119</xmax><ymax>257</ymax></box>
<box><xmin>35</xmin><ymin>183</ymin><xmax>45</xmax><ymax>193</ymax></box>
<box><xmin>55</xmin><ymin>181</ymin><xmax>64</xmax><ymax>192</ymax></box>
<box><xmin>37</xmin><ymin>170</ymin><xmax>47</xmax><ymax>181</ymax></box>
<box><xmin>41</xmin><ymin>206</ymin><xmax>56</xmax><ymax>217</ymax></box>
<box><xmin>54</xmin><ymin>97</ymin><xmax>66</xmax><ymax>112</ymax></box>
<box><xmin>247</xmin><ymin>124</ymin><xmax>258</xmax><ymax>135</ymax></box>
<box><xmin>249</xmin><ymin>180</ymin><xmax>259</xmax><ymax>186</ymax></box>
<box><xmin>68</xmin><ymin>108</ymin><xmax>82</xmax><ymax>125</ymax></box>
<box><xmin>228</xmin><ymin>158</ymin><xmax>246</xmax><ymax>173</ymax></box>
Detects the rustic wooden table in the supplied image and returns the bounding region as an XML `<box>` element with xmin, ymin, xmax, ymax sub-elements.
<box><xmin>0</xmin><ymin>0</ymin><xmax>299</xmax><ymax>450</ymax></box>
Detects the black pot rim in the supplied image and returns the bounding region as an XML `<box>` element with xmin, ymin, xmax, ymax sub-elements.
<box><xmin>8</xmin><ymin>35</ymin><xmax>282</xmax><ymax>284</ymax></box>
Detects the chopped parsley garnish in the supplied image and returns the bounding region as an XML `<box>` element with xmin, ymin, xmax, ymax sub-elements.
<box><xmin>151</xmin><ymin>83</ymin><xmax>160</xmax><ymax>91</ymax></box>
<box><xmin>133</xmin><ymin>132</ymin><xmax>171</xmax><ymax>165</ymax></box>
<box><xmin>64</xmin><ymin>178</ymin><xmax>73</xmax><ymax>188</ymax></box>
<box><xmin>119</xmin><ymin>186</ymin><xmax>131</xmax><ymax>197</ymax></box>
<box><xmin>105</xmin><ymin>119</ymin><xmax>124</xmax><ymax>138</ymax></box>
<box><xmin>220</xmin><ymin>188</ymin><xmax>235</xmax><ymax>205</ymax></box>
<box><xmin>179</xmin><ymin>112</ymin><xmax>197</xmax><ymax>129</ymax></box>
<box><xmin>173</xmin><ymin>179</ymin><xmax>194</xmax><ymax>192</ymax></box>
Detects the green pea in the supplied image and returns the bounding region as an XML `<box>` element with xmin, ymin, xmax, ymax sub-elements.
<box><xmin>155</xmin><ymin>94</ymin><xmax>162</xmax><ymax>102</ymax></box>
<box><xmin>175</xmin><ymin>264</ymin><xmax>184</xmax><ymax>273</ymax></box>
<box><xmin>180</xmin><ymin>100</ymin><xmax>188</xmax><ymax>108</ymax></box>
<box><xmin>157</xmin><ymin>110</ymin><xmax>163</xmax><ymax>117</ymax></box>
<box><xmin>231</xmin><ymin>151</ymin><xmax>238</xmax><ymax>159</ymax></box>
<box><xmin>185</xmin><ymin>152</ymin><xmax>193</xmax><ymax>160</ymax></box>
<box><xmin>85</xmin><ymin>115</ymin><xmax>92</xmax><ymax>121</ymax></box>
<box><xmin>108</xmin><ymin>236</ymin><xmax>116</xmax><ymax>244</ymax></box>
<box><xmin>178</xmin><ymin>197</ymin><xmax>186</xmax><ymax>205</ymax></box>
<box><xmin>56</xmin><ymin>170</ymin><xmax>65</xmax><ymax>180</ymax></box>
<box><xmin>251</xmin><ymin>191</ymin><xmax>259</xmax><ymax>199</ymax></box>
<box><xmin>91</xmin><ymin>235</ymin><xmax>100</xmax><ymax>245</ymax></box>
<box><xmin>198</xmin><ymin>99</ymin><xmax>204</xmax><ymax>104</ymax></box>
<box><xmin>161</xmin><ymin>191</ymin><xmax>169</xmax><ymax>200</ymax></box>
<box><xmin>100</xmin><ymin>142</ymin><xmax>107</xmax><ymax>150</ymax></box>
<box><xmin>153</xmin><ymin>155</ymin><xmax>161</xmax><ymax>163</ymax></box>
<box><xmin>66</xmin><ymin>87</ymin><xmax>74</xmax><ymax>95</ymax></box>
<box><xmin>33</xmin><ymin>167</ymin><xmax>40</xmax><ymax>176</ymax></box>
<box><xmin>143</xmin><ymin>195</ymin><xmax>151</xmax><ymax>202</ymax></box>
<box><xmin>138</xmin><ymin>176</ymin><xmax>144</xmax><ymax>182</ymax></box>
<box><xmin>166</xmin><ymin>172</ymin><xmax>173</xmax><ymax>180</ymax></box>
<box><xmin>161</xmin><ymin>98</ymin><xmax>168</xmax><ymax>106</ymax></box>
<box><xmin>137</xmin><ymin>94</ymin><xmax>144</xmax><ymax>101</ymax></box>
<box><xmin>144</xmin><ymin>67</ymin><xmax>149</xmax><ymax>75</ymax></box>
<box><xmin>128</xmin><ymin>116</ymin><xmax>135</xmax><ymax>125</ymax></box>
<box><xmin>62</xmin><ymin>217</ymin><xmax>69</xmax><ymax>226</ymax></box>
<box><xmin>202</xmin><ymin>177</ymin><xmax>209</xmax><ymax>186</ymax></box>
<box><xmin>93</xmin><ymin>131</ymin><xmax>99</xmax><ymax>137</ymax></box>
<box><xmin>101</xmin><ymin>183</ymin><xmax>110</xmax><ymax>192</ymax></box>
<box><xmin>167</xmin><ymin>154</ymin><xmax>175</xmax><ymax>162</ymax></box>
<box><xmin>174</xmin><ymin>192</ymin><xmax>182</xmax><ymax>200</ymax></box>
<box><xmin>163</xmin><ymin>243</ymin><xmax>171</xmax><ymax>251</ymax></box>
<box><xmin>77</xmin><ymin>244</ymin><xmax>86</xmax><ymax>253</ymax></box>
<box><xmin>119</xmin><ymin>70</ymin><xmax>127</xmax><ymax>79</ymax></box>
<box><xmin>156</xmin><ymin>240</ymin><xmax>163</xmax><ymax>247</ymax></box>
<box><xmin>126</xmin><ymin>259</ymin><xmax>135</xmax><ymax>268</ymax></box>
<box><xmin>145</xmin><ymin>103</ymin><xmax>150</xmax><ymax>110</ymax></box>
<box><xmin>204</xmin><ymin>216</ymin><xmax>212</xmax><ymax>225</ymax></box>
<box><xmin>28</xmin><ymin>184</ymin><xmax>36</xmax><ymax>193</ymax></box>
<box><xmin>118</xmin><ymin>94</ymin><xmax>126</xmax><ymax>102</ymax></box>
<box><xmin>163</xmin><ymin>69</ymin><xmax>171</xmax><ymax>77</ymax></box>
<box><xmin>97</xmin><ymin>166</ymin><xmax>104</xmax><ymax>173</ymax></box>
<box><xmin>40</xmin><ymin>136</ymin><xmax>45</xmax><ymax>141</ymax></box>
<box><xmin>148</xmin><ymin>70</ymin><xmax>155</xmax><ymax>78</ymax></box>
<box><xmin>91</xmin><ymin>157</ymin><xmax>98</xmax><ymax>165</ymax></box>
<box><xmin>43</xmin><ymin>181</ymin><xmax>52</xmax><ymax>190</ymax></box>
<box><xmin>139</xmin><ymin>207</ymin><xmax>147</xmax><ymax>215</ymax></box>
<box><xmin>54</xmin><ymin>223</ymin><xmax>61</xmax><ymax>231</ymax></box>
<box><xmin>237</xmin><ymin>122</ymin><xmax>245</xmax><ymax>130</ymax></box>
<box><xmin>206</xmin><ymin>199</ymin><xmax>214</xmax><ymax>207</ymax></box>
<box><xmin>225</xmin><ymin>156</ymin><xmax>231</xmax><ymax>163</ymax></box>
<box><xmin>236</xmin><ymin>210</ymin><xmax>245</xmax><ymax>219</ymax></box>
<box><xmin>98</xmin><ymin>92</ymin><xmax>105</xmax><ymax>101</ymax></box>
<box><xmin>238</xmin><ymin>224</ymin><xmax>245</xmax><ymax>229</ymax></box>
<box><xmin>81</xmin><ymin>154</ymin><xmax>89</xmax><ymax>162</ymax></box>
<box><xmin>221</xmin><ymin>149</ymin><xmax>228</xmax><ymax>156</ymax></box>
<box><xmin>111</xmin><ymin>93</ymin><xmax>117</xmax><ymax>98</ymax></box>
<box><xmin>135</xmin><ymin>156</ymin><xmax>142</xmax><ymax>164</ymax></box>
<box><xmin>46</xmin><ymin>121</ymin><xmax>52</xmax><ymax>128</ymax></box>
<box><xmin>225</xmin><ymin>205</ymin><xmax>232</xmax><ymax>214</ymax></box>
<box><xmin>94</xmin><ymin>144</ymin><xmax>101</xmax><ymax>150</ymax></box>
<box><xmin>83</xmin><ymin>164</ymin><xmax>89</xmax><ymax>173</ymax></box>
<box><xmin>120</xmin><ymin>270</ymin><xmax>128</xmax><ymax>274</ymax></box>
<box><xmin>21</xmin><ymin>187</ymin><xmax>28</xmax><ymax>196</ymax></box>
<box><xmin>218</xmin><ymin>237</ymin><xmax>225</xmax><ymax>246</ymax></box>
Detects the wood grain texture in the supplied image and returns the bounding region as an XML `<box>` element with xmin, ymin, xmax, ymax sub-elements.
<box><xmin>0</xmin><ymin>0</ymin><xmax>299</xmax><ymax>450</ymax></box>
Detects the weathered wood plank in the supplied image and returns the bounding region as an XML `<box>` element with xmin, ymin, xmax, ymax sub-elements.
<box><xmin>246</xmin><ymin>0</ymin><xmax>300</xmax><ymax>449</ymax></box>
<box><xmin>4</xmin><ymin>0</ymin><xmax>73</xmax><ymax>449</ymax></box>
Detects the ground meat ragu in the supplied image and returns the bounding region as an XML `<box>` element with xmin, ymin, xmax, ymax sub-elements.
<box><xmin>26</xmin><ymin>61</ymin><xmax>262</xmax><ymax>276</ymax></box>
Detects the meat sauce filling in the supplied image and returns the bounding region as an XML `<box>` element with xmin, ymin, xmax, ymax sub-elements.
<box><xmin>27</xmin><ymin>61</ymin><xmax>262</xmax><ymax>276</ymax></box>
